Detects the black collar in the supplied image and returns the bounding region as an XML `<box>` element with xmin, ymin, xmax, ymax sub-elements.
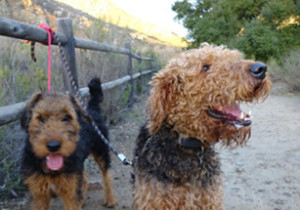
<box><xmin>179</xmin><ymin>137</ymin><xmax>204</xmax><ymax>150</ymax></box>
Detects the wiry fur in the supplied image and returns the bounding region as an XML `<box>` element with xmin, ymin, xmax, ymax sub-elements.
<box><xmin>21</xmin><ymin>78</ymin><xmax>116</xmax><ymax>210</ymax></box>
<box><xmin>133</xmin><ymin>43</ymin><xmax>271</xmax><ymax>209</ymax></box>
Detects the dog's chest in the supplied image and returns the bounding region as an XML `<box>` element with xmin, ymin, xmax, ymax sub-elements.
<box><xmin>50</xmin><ymin>184</ymin><xmax>57</xmax><ymax>196</ymax></box>
<box><xmin>135</xmin><ymin>135</ymin><xmax>221</xmax><ymax>188</ymax></box>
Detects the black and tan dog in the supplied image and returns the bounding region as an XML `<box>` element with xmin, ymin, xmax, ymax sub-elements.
<box><xmin>21</xmin><ymin>78</ymin><xmax>116</xmax><ymax>210</ymax></box>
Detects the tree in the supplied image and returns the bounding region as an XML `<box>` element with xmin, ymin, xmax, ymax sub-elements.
<box><xmin>172</xmin><ymin>0</ymin><xmax>300</xmax><ymax>61</ymax></box>
<box><xmin>233</xmin><ymin>19</ymin><xmax>280</xmax><ymax>61</ymax></box>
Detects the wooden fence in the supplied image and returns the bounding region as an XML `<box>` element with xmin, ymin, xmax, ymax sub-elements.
<box><xmin>0</xmin><ymin>17</ymin><xmax>159</xmax><ymax>126</ymax></box>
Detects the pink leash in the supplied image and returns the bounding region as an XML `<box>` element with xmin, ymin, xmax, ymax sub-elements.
<box><xmin>26</xmin><ymin>24</ymin><xmax>54</xmax><ymax>92</ymax></box>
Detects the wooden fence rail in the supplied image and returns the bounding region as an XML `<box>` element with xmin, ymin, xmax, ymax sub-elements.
<box><xmin>0</xmin><ymin>17</ymin><xmax>152</xmax><ymax>60</ymax></box>
<box><xmin>0</xmin><ymin>17</ymin><xmax>159</xmax><ymax>126</ymax></box>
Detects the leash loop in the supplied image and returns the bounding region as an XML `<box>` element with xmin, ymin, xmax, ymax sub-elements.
<box><xmin>26</xmin><ymin>24</ymin><xmax>54</xmax><ymax>92</ymax></box>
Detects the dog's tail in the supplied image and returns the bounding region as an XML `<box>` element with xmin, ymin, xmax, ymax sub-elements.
<box><xmin>88</xmin><ymin>77</ymin><xmax>104</xmax><ymax>109</ymax></box>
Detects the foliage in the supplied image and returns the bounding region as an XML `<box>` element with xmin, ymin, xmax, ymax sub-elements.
<box><xmin>268</xmin><ymin>49</ymin><xmax>300</xmax><ymax>91</ymax></box>
<box><xmin>0</xmin><ymin>123</ymin><xmax>27</xmax><ymax>200</ymax></box>
<box><xmin>121</xmin><ymin>84</ymin><xmax>130</xmax><ymax>107</ymax></box>
<box><xmin>232</xmin><ymin>19</ymin><xmax>280</xmax><ymax>61</ymax></box>
<box><xmin>0</xmin><ymin>160</ymin><xmax>26</xmax><ymax>199</ymax></box>
<box><xmin>136</xmin><ymin>84</ymin><xmax>143</xmax><ymax>94</ymax></box>
<box><xmin>173</xmin><ymin>0</ymin><xmax>300</xmax><ymax>61</ymax></box>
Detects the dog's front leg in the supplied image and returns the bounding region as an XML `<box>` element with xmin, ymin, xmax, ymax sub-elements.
<box><xmin>25</xmin><ymin>174</ymin><xmax>51</xmax><ymax>210</ymax></box>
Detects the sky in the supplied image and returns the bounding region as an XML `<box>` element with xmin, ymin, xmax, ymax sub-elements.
<box><xmin>110</xmin><ymin>0</ymin><xmax>188</xmax><ymax>37</ymax></box>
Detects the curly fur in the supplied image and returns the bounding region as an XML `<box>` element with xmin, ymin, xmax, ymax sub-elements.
<box><xmin>147</xmin><ymin>43</ymin><xmax>271</xmax><ymax>146</ymax></box>
<box><xmin>133</xmin><ymin>43</ymin><xmax>271</xmax><ymax>209</ymax></box>
<box><xmin>134</xmin><ymin>124</ymin><xmax>221</xmax><ymax>187</ymax></box>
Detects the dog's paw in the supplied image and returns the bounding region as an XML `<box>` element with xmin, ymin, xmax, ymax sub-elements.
<box><xmin>103</xmin><ymin>197</ymin><xmax>116</xmax><ymax>208</ymax></box>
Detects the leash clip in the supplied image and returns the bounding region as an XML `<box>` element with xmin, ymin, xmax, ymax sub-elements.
<box><xmin>118</xmin><ymin>153</ymin><xmax>132</xmax><ymax>166</ymax></box>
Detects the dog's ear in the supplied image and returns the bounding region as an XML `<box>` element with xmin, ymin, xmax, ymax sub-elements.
<box><xmin>21</xmin><ymin>92</ymin><xmax>43</xmax><ymax>130</ymax></box>
<box><xmin>69</xmin><ymin>95</ymin><xmax>92</xmax><ymax>124</ymax></box>
<box><xmin>147</xmin><ymin>70</ymin><xmax>177</xmax><ymax>134</ymax></box>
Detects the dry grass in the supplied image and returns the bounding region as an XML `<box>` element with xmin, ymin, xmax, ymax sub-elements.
<box><xmin>268</xmin><ymin>49</ymin><xmax>300</xmax><ymax>91</ymax></box>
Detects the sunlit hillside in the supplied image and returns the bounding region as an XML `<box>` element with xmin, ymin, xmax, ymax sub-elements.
<box><xmin>55</xmin><ymin>0</ymin><xmax>188</xmax><ymax>48</ymax></box>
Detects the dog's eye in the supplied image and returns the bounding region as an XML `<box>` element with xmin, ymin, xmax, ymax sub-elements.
<box><xmin>62</xmin><ymin>115</ymin><xmax>72</xmax><ymax>122</ymax></box>
<box><xmin>203</xmin><ymin>65</ymin><xmax>211</xmax><ymax>71</ymax></box>
<box><xmin>37</xmin><ymin>115</ymin><xmax>45</xmax><ymax>123</ymax></box>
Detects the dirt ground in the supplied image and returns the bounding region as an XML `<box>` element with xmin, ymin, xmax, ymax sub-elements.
<box><xmin>2</xmin><ymin>82</ymin><xmax>300</xmax><ymax>210</ymax></box>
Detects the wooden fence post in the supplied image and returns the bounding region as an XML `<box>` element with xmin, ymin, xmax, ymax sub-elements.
<box><xmin>125</xmin><ymin>42</ymin><xmax>134</xmax><ymax>107</ymax></box>
<box><xmin>56</xmin><ymin>18</ymin><xmax>78</xmax><ymax>91</ymax></box>
<box><xmin>137</xmin><ymin>52</ymin><xmax>142</xmax><ymax>94</ymax></box>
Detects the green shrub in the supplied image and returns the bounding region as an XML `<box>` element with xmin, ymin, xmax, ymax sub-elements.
<box><xmin>268</xmin><ymin>49</ymin><xmax>300</xmax><ymax>91</ymax></box>
<box><xmin>121</xmin><ymin>84</ymin><xmax>130</xmax><ymax>107</ymax></box>
<box><xmin>136</xmin><ymin>84</ymin><xmax>143</xmax><ymax>94</ymax></box>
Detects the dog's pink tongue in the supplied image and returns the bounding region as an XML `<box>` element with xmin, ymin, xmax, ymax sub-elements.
<box><xmin>46</xmin><ymin>154</ymin><xmax>63</xmax><ymax>171</ymax></box>
<box><xmin>222</xmin><ymin>104</ymin><xmax>241</xmax><ymax>116</ymax></box>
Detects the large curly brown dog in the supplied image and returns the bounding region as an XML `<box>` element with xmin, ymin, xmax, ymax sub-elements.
<box><xmin>133</xmin><ymin>43</ymin><xmax>271</xmax><ymax>209</ymax></box>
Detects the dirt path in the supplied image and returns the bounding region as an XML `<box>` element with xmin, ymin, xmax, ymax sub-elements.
<box><xmin>2</xmin><ymin>84</ymin><xmax>300</xmax><ymax>210</ymax></box>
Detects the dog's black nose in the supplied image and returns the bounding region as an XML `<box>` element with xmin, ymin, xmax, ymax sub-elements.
<box><xmin>249</xmin><ymin>62</ymin><xmax>267</xmax><ymax>80</ymax></box>
<box><xmin>46</xmin><ymin>141</ymin><xmax>61</xmax><ymax>152</ymax></box>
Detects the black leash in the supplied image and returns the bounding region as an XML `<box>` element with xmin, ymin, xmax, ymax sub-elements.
<box><xmin>54</xmin><ymin>33</ymin><xmax>132</xmax><ymax>166</ymax></box>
